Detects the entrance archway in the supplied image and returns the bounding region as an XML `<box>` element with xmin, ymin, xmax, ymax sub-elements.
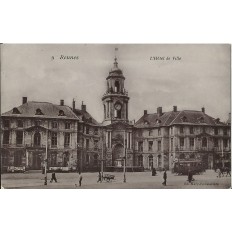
<box><xmin>112</xmin><ymin>143</ymin><xmax>124</xmax><ymax>167</ymax></box>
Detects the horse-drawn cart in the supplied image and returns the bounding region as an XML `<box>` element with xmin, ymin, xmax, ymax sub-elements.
<box><xmin>103</xmin><ymin>174</ymin><xmax>115</xmax><ymax>182</ymax></box>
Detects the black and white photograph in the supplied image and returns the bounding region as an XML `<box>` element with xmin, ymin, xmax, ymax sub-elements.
<box><xmin>1</xmin><ymin>44</ymin><xmax>231</xmax><ymax>189</ymax></box>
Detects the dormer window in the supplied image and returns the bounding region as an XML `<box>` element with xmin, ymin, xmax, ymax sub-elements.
<box><xmin>215</xmin><ymin>118</ymin><xmax>220</xmax><ymax>124</ymax></box>
<box><xmin>12</xmin><ymin>107</ymin><xmax>21</xmax><ymax>114</ymax></box>
<box><xmin>89</xmin><ymin>118</ymin><xmax>92</xmax><ymax>123</ymax></box>
<box><xmin>58</xmin><ymin>110</ymin><xmax>65</xmax><ymax>116</ymax></box>
<box><xmin>35</xmin><ymin>108</ymin><xmax>43</xmax><ymax>115</ymax></box>
<box><xmin>144</xmin><ymin>121</ymin><xmax>149</xmax><ymax>125</ymax></box>
<box><xmin>156</xmin><ymin>119</ymin><xmax>161</xmax><ymax>124</ymax></box>
<box><xmin>198</xmin><ymin>117</ymin><xmax>204</xmax><ymax>123</ymax></box>
<box><xmin>181</xmin><ymin>116</ymin><xmax>188</xmax><ymax>122</ymax></box>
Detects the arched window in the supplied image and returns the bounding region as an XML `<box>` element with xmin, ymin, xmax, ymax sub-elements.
<box><xmin>12</xmin><ymin>107</ymin><xmax>21</xmax><ymax>114</ymax></box>
<box><xmin>50</xmin><ymin>153</ymin><xmax>57</xmax><ymax>166</ymax></box>
<box><xmin>138</xmin><ymin>155</ymin><xmax>143</xmax><ymax>167</ymax></box>
<box><xmin>14</xmin><ymin>150</ymin><xmax>24</xmax><ymax>166</ymax></box>
<box><xmin>93</xmin><ymin>154</ymin><xmax>98</xmax><ymax>166</ymax></box>
<box><xmin>35</xmin><ymin>108</ymin><xmax>43</xmax><ymax>115</ymax></box>
<box><xmin>34</xmin><ymin>132</ymin><xmax>41</xmax><ymax>146</ymax></box>
<box><xmin>63</xmin><ymin>152</ymin><xmax>69</xmax><ymax>167</ymax></box>
<box><xmin>202</xmin><ymin>137</ymin><xmax>207</xmax><ymax>147</ymax></box>
<box><xmin>115</xmin><ymin>81</ymin><xmax>120</xmax><ymax>93</ymax></box>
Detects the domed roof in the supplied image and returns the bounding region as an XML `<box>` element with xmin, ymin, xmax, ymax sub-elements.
<box><xmin>109</xmin><ymin>57</ymin><xmax>123</xmax><ymax>74</ymax></box>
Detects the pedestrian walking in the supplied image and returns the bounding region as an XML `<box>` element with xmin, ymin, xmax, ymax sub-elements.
<box><xmin>216</xmin><ymin>168</ymin><xmax>221</xmax><ymax>178</ymax></box>
<box><xmin>162</xmin><ymin>169</ymin><xmax>167</xmax><ymax>186</ymax></box>
<box><xmin>97</xmin><ymin>171</ymin><xmax>102</xmax><ymax>183</ymax></box>
<box><xmin>188</xmin><ymin>170</ymin><xmax>193</xmax><ymax>184</ymax></box>
<box><xmin>78</xmin><ymin>172</ymin><xmax>83</xmax><ymax>186</ymax></box>
<box><xmin>50</xmin><ymin>171</ymin><xmax>57</xmax><ymax>183</ymax></box>
<box><xmin>225</xmin><ymin>167</ymin><xmax>231</xmax><ymax>177</ymax></box>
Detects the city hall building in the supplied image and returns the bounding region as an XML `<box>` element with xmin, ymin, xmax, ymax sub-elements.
<box><xmin>1</xmin><ymin>58</ymin><xmax>231</xmax><ymax>172</ymax></box>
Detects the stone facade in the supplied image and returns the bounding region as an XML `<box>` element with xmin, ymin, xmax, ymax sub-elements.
<box><xmin>1</xmin><ymin>58</ymin><xmax>231</xmax><ymax>172</ymax></box>
<box><xmin>1</xmin><ymin>100</ymin><xmax>78</xmax><ymax>172</ymax></box>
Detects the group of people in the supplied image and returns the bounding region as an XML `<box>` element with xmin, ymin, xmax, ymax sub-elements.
<box><xmin>216</xmin><ymin>167</ymin><xmax>231</xmax><ymax>178</ymax></box>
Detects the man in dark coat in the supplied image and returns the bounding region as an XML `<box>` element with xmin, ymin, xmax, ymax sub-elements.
<box><xmin>50</xmin><ymin>171</ymin><xmax>57</xmax><ymax>183</ymax></box>
<box><xmin>97</xmin><ymin>171</ymin><xmax>102</xmax><ymax>183</ymax></box>
<box><xmin>162</xmin><ymin>169</ymin><xmax>167</xmax><ymax>186</ymax></box>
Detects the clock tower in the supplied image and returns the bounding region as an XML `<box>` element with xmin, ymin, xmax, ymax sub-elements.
<box><xmin>102</xmin><ymin>57</ymin><xmax>130</xmax><ymax>125</ymax></box>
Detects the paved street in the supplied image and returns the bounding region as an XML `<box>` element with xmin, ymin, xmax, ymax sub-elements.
<box><xmin>1</xmin><ymin>170</ymin><xmax>231</xmax><ymax>189</ymax></box>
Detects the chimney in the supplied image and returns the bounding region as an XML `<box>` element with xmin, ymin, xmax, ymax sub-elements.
<box><xmin>72</xmin><ymin>99</ymin><xmax>75</xmax><ymax>111</ymax></box>
<box><xmin>157</xmin><ymin>107</ymin><xmax>162</xmax><ymax>117</ymax></box>
<box><xmin>173</xmin><ymin>106</ymin><xmax>177</xmax><ymax>112</ymax></box>
<box><xmin>22</xmin><ymin>97</ymin><xmax>27</xmax><ymax>104</ymax></box>
<box><xmin>144</xmin><ymin>110</ymin><xmax>147</xmax><ymax>115</ymax></box>
<box><xmin>81</xmin><ymin>101</ymin><xmax>86</xmax><ymax>111</ymax></box>
<box><xmin>202</xmin><ymin>107</ymin><xmax>205</xmax><ymax>113</ymax></box>
<box><xmin>60</xmin><ymin>99</ymin><xmax>64</xmax><ymax>106</ymax></box>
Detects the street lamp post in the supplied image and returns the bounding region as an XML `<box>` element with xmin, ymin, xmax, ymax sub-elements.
<box><xmin>123</xmin><ymin>131</ymin><xmax>126</xmax><ymax>183</ymax></box>
<box><xmin>44</xmin><ymin>129</ymin><xmax>48</xmax><ymax>185</ymax></box>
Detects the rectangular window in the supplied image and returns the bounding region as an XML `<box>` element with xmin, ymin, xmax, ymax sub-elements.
<box><xmin>86</xmin><ymin>126</ymin><xmax>89</xmax><ymax>134</ymax></box>
<box><xmin>171</xmin><ymin>138</ymin><xmax>173</xmax><ymax>151</ymax></box>
<box><xmin>202</xmin><ymin>127</ymin><xmax>206</xmax><ymax>133</ymax></box>
<box><xmin>51</xmin><ymin>132</ymin><xmax>57</xmax><ymax>146</ymax></box>
<box><xmin>86</xmin><ymin>139</ymin><xmax>89</xmax><ymax>149</ymax></box>
<box><xmin>149</xmin><ymin>130</ymin><xmax>153</xmax><ymax>136</ymax></box>
<box><xmin>190</xmin><ymin>138</ymin><xmax>194</xmax><ymax>147</ymax></box>
<box><xmin>180</xmin><ymin>138</ymin><xmax>184</xmax><ymax>147</ymax></box>
<box><xmin>180</xmin><ymin>126</ymin><xmax>184</xmax><ymax>134</ymax></box>
<box><xmin>190</xmin><ymin>127</ymin><xmax>194</xmax><ymax>134</ymax></box>
<box><xmin>158</xmin><ymin>141</ymin><xmax>161</xmax><ymax>151</ymax></box>
<box><xmin>3</xmin><ymin>120</ymin><xmax>10</xmax><ymax>128</ymax></box>
<box><xmin>65</xmin><ymin>122</ymin><xmax>71</xmax><ymax>129</ymax></box>
<box><xmin>223</xmin><ymin>139</ymin><xmax>228</xmax><ymax>148</ymax></box>
<box><xmin>223</xmin><ymin>129</ymin><xmax>227</xmax><ymax>136</ymax></box>
<box><xmin>94</xmin><ymin>128</ymin><xmax>98</xmax><ymax>135</ymax></box>
<box><xmin>158</xmin><ymin>128</ymin><xmax>161</xmax><ymax>136</ymax></box>
<box><xmin>214</xmin><ymin>128</ymin><xmax>218</xmax><ymax>135</ymax></box>
<box><xmin>52</xmin><ymin>121</ymin><xmax>58</xmax><ymax>129</ymax></box>
<box><xmin>16</xmin><ymin>131</ymin><xmax>23</xmax><ymax>145</ymax></box>
<box><xmin>138</xmin><ymin>141</ymin><xmax>143</xmax><ymax>152</ymax></box>
<box><xmin>148</xmin><ymin>141</ymin><xmax>153</xmax><ymax>151</ymax></box>
<box><xmin>64</xmin><ymin>133</ymin><xmax>70</xmax><ymax>147</ymax></box>
<box><xmin>3</xmin><ymin>131</ymin><xmax>10</xmax><ymax>144</ymax></box>
<box><xmin>94</xmin><ymin>140</ymin><xmax>98</xmax><ymax>150</ymax></box>
<box><xmin>17</xmin><ymin>120</ymin><xmax>23</xmax><ymax>128</ymax></box>
<box><xmin>214</xmin><ymin>138</ymin><xmax>218</xmax><ymax>147</ymax></box>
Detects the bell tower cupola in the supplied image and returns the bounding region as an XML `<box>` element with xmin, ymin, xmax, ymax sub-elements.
<box><xmin>102</xmin><ymin>57</ymin><xmax>130</xmax><ymax>125</ymax></box>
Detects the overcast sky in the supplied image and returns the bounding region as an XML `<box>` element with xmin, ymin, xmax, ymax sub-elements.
<box><xmin>1</xmin><ymin>44</ymin><xmax>230</xmax><ymax>122</ymax></box>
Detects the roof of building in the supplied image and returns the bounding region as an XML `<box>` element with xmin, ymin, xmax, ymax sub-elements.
<box><xmin>135</xmin><ymin>110</ymin><xmax>228</xmax><ymax>128</ymax></box>
<box><xmin>73</xmin><ymin>109</ymin><xmax>100</xmax><ymax>126</ymax></box>
<box><xmin>1</xmin><ymin>101</ymin><xmax>80</xmax><ymax>120</ymax></box>
<box><xmin>107</xmin><ymin>57</ymin><xmax>125</xmax><ymax>79</ymax></box>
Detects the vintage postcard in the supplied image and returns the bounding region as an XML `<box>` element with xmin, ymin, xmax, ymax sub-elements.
<box><xmin>0</xmin><ymin>44</ymin><xmax>231</xmax><ymax>189</ymax></box>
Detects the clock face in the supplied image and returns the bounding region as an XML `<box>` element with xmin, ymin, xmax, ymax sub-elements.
<box><xmin>114</xmin><ymin>103</ymin><xmax>122</xmax><ymax>110</ymax></box>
